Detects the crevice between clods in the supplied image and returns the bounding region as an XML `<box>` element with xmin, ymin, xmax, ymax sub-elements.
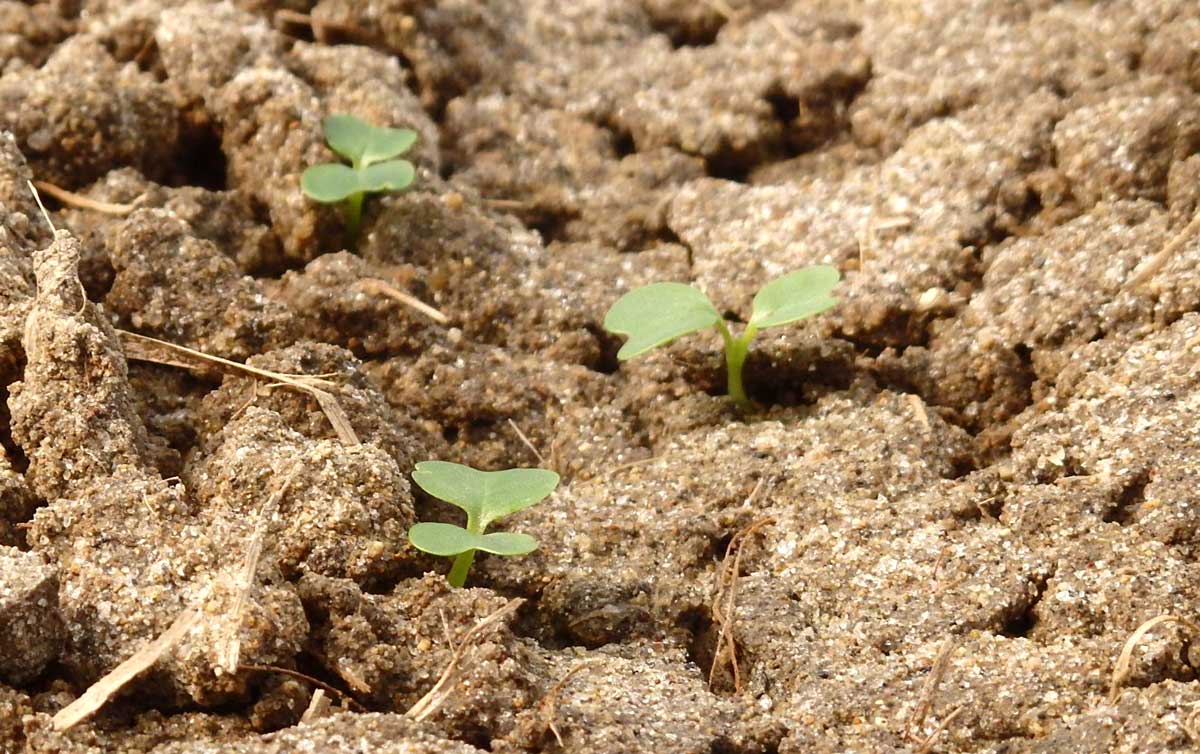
<box><xmin>1102</xmin><ymin>469</ymin><xmax>1151</xmax><ymax>525</ymax></box>
<box><xmin>998</xmin><ymin>570</ymin><xmax>1052</xmax><ymax>639</ymax></box>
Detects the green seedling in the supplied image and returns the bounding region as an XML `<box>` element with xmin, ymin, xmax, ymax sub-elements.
<box><xmin>407</xmin><ymin>461</ymin><xmax>559</xmax><ymax>588</ymax></box>
<box><xmin>301</xmin><ymin>114</ymin><xmax>417</xmax><ymax>241</ymax></box>
<box><xmin>603</xmin><ymin>266</ymin><xmax>840</xmax><ymax>408</ymax></box>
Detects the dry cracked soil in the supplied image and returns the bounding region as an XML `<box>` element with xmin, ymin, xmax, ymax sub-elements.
<box><xmin>1</xmin><ymin>1</ymin><xmax>1200</xmax><ymax>753</ymax></box>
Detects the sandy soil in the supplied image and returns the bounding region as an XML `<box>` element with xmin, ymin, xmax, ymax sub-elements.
<box><xmin>1</xmin><ymin>1</ymin><xmax>1200</xmax><ymax>753</ymax></box>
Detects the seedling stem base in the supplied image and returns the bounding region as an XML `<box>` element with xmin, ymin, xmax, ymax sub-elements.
<box><xmin>342</xmin><ymin>193</ymin><xmax>363</xmax><ymax>242</ymax></box>
<box><xmin>447</xmin><ymin>550</ymin><xmax>475</xmax><ymax>588</ymax></box>
<box><xmin>718</xmin><ymin>322</ymin><xmax>756</xmax><ymax>409</ymax></box>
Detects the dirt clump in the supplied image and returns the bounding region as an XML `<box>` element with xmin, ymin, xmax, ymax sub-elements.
<box><xmin>105</xmin><ymin>209</ymin><xmax>299</xmax><ymax>360</ymax></box>
<box><xmin>0</xmin><ymin>36</ymin><xmax>179</xmax><ymax>187</ymax></box>
<box><xmin>0</xmin><ymin>449</ymin><xmax>35</xmax><ymax>546</ymax></box>
<box><xmin>8</xmin><ymin>231</ymin><xmax>159</xmax><ymax>501</ymax></box>
<box><xmin>194</xmin><ymin>340</ymin><xmax>436</xmax><ymax>474</ymax></box>
<box><xmin>58</xmin><ymin>168</ymin><xmax>284</xmax><ymax>279</ymax></box>
<box><xmin>185</xmin><ymin>406</ymin><xmax>415</xmax><ymax>584</ymax></box>
<box><xmin>370</xmin><ymin>340</ymin><xmax>645</xmax><ymax>480</ymax></box>
<box><xmin>0</xmin><ymin>546</ymin><xmax>64</xmax><ymax>685</ymax></box>
<box><xmin>1052</xmin><ymin>81</ymin><xmax>1200</xmax><ymax>209</ymax></box>
<box><xmin>299</xmin><ymin>573</ymin><xmax>542</xmax><ymax>736</ymax></box>
<box><xmin>0</xmin><ymin>131</ymin><xmax>50</xmax><ymax>381</ymax></box>
<box><xmin>11</xmin><ymin>231</ymin><xmax>306</xmax><ymax>706</ymax></box>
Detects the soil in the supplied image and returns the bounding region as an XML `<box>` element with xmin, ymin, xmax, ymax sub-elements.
<box><xmin>1</xmin><ymin>1</ymin><xmax>1200</xmax><ymax>753</ymax></box>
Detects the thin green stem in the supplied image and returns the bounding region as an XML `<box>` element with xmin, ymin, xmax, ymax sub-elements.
<box><xmin>447</xmin><ymin>550</ymin><xmax>476</xmax><ymax>588</ymax></box>
<box><xmin>341</xmin><ymin>192</ymin><xmax>364</xmax><ymax>244</ymax></box>
<box><xmin>447</xmin><ymin>513</ymin><xmax>483</xmax><ymax>588</ymax></box>
<box><xmin>717</xmin><ymin>321</ymin><xmax>757</xmax><ymax>409</ymax></box>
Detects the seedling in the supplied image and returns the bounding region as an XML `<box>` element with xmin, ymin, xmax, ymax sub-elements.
<box><xmin>603</xmin><ymin>266</ymin><xmax>840</xmax><ymax>408</ymax></box>
<box><xmin>407</xmin><ymin>461</ymin><xmax>559</xmax><ymax>588</ymax></box>
<box><xmin>301</xmin><ymin>114</ymin><xmax>417</xmax><ymax>241</ymax></box>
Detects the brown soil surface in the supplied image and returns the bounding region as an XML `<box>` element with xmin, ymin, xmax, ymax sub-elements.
<box><xmin>2</xmin><ymin>1</ymin><xmax>1200</xmax><ymax>753</ymax></box>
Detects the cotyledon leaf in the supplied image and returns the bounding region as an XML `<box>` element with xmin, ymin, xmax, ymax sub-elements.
<box><xmin>408</xmin><ymin>522</ymin><xmax>538</xmax><ymax>556</ymax></box>
<box><xmin>301</xmin><ymin>161</ymin><xmax>416</xmax><ymax>203</ymax></box>
<box><xmin>300</xmin><ymin>163</ymin><xmax>361</xmax><ymax>203</ymax></box>
<box><xmin>322</xmin><ymin>114</ymin><xmax>376</xmax><ymax>164</ymax></box>
<box><xmin>359</xmin><ymin>127</ymin><xmax>417</xmax><ymax>166</ymax></box>
<box><xmin>323</xmin><ymin>115</ymin><xmax>417</xmax><ymax>166</ymax></box>
<box><xmin>358</xmin><ymin>159</ymin><xmax>416</xmax><ymax>192</ymax></box>
<box><xmin>412</xmin><ymin>461</ymin><xmax>560</xmax><ymax>529</ymax></box>
<box><xmin>603</xmin><ymin>282</ymin><xmax>723</xmax><ymax>360</ymax></box>
<box><xmin>749</xmin><ymin>266</ymin><xmax>840</xmax><ymax>329</ymax></box>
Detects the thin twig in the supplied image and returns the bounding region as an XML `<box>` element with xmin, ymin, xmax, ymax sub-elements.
<box><xmin>1183</xmin><ymin>707</ymin><xmax>1200</xmax><ymax>743</ymax></box>
<box><xmin>539</xmin><ymin>661</ymin><xmax>598</xmax><ymax>746</ymax></box>
<box><xmin>238</xmin><ymin>664</ymin><xmax>364</xmax><ymax>712</ymax></box>
<box><xmin>1127</xmin><ymin>211</ymin><xmax>1200</xmax><ymax>289</ymax></box>
<box><xmin>357</xmin><ymin>278</ymin><xmax>448</xmax><ymax>324</ymax></box>
<box><xmin>26</xmin><ymin>180</ymin><xmax>57</xmax><ymax>232</ymax></box>
<box><xmin>52</xmin><ymin>586</ymin><xmax>213</xmax><ymax>731</ymax></box>
<box><xmin>603</xmin><ymin>453</ymin><xmax>663</xmax><ymax>478</ymax></box>
<box><xmin>33</xmin><ymin>180</ymin><xmax>135</xmax><ymax>215</ymax></box>
<box><xmin>507</xmin><ymin>418</ymin><xmax>547</xmax><ymax>466</ymax></box>
<box><xmin>438</xmin><ymin>608</ymin><xmax>454</xmax><ymax>648</ymax></box>
<box><xmin>905</xmin><ymin>636</ymin><xmax>958</xmax><ymax>741</ymax></box>
<box><xmin>118</xmin><ymin>330</ymin><xmax>359</xmax><ymax>445</ymax></box>
<box><xmin>273</xmin><ymin>8</ymin><xmax>313</xmax><ymax>26</ymax></box>
<box><xmin>915</xmin><ymin>705</ymin><xmax>964</xmax><ymax>754</ymax></box>
<box><xmin>930</xmin><ymin>548</ymin><xmax>948</xmax><ymax>581</ymax></box>
<box><xmin>300</xmin><ymin>689</ymin><xmax>330</xmax><ymax>724</ymax></box>
<box><xmin>709</xmin><ymin>517</ymin><xmax>772</xmax><ymax>692</ymax></box>
<box><xmin>709</xmin><ymin>480</ymin><xmax>771</xmax><ymax>692</ymax></box>
<box><xmin>119</xmin><ymin>331</ymin><xmax>337</xmax><ymax>387</ymax></box>
<box><xmin>217</xmin><ymin>465</ymin><xmax>302</xmax><ymax>674</ymax></box>
<box><xmin>407</xmin><ymin>599</ymin><xmax>524</xmax><ymax>722</ymax></box>
<box><xmin>481</xmin><ymin>197</ymin><xmax>530</xmax><ymax>210</ymax></box>
<box><xmin>907</xmin><ymin>393</ymin><xmax>930</xmax><ymax>430</ymax></box>
<box><xmin>1108</xmin><ymin>615</ymin><xmax>1200</xmax><ymax>704</ymax></box>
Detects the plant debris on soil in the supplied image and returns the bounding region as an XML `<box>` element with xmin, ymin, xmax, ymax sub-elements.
<box><xmin>2</xmin><ymin>1</ymin><xmax>1200</xmax><ymax>753</ymax></box>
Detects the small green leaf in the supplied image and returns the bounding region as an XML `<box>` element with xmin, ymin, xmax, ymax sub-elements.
<box><xmin>359</xmin><ymin>160</ymin><xmax>416</xmax><ymax>193</ymax></box>
<box><xmin>323</xmin><ymin>115</ymin><xmax>375</xmax><ymax>164</ymax></box>
<box><xmin>749</xmin><ymin>266</ymin><xmax>840</xmax><ymax>329</ymax></box>
<box><xmin>409</xmin><ymin>522</ymin><xmax>476</xmax><ymax>556</ymax></box>
<box><xmin>361</xmin><ymin>129</ymin><xmax>417</xmax><ymax>166</ymax></box>
<box><xmin>408</xmin><ymin>522</ymin><xmax>537</xmax><ymax>557</ymax></box>
<box><xmin>412</xmin><ymin>461</ymin><xmax>560</xmax><ymax>530</ymax></box>
<box><xmin>476</xmin><ymin>531</ymin><xmax>539</xmax><ymax>555</ymax></box>
<box><xmin>300</xmin><ymin>163</ymin><xmax>361</xmax><ymax>203</ymax></box>
<box><xmin>603</xmin><ymin>282</ymin><xmax>722</xmax><ymax>360</ymax></box>
<box><xmin>323</xmin><ymin>114</ymin><xmax>416</xmax><ymax>166</ymax></box>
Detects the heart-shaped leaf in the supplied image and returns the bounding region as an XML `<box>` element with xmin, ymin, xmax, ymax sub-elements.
<box><xmin>300</xmin><ymin>163</ymin><xmax>361</xmax><ymax>203</ymax></box>
<box><xmin>361</xmin><ymin>129</ymin><xmax>417</xmax><ymax>166</ymax></box>
<box><xmin>412</xmin><ymin>461</ymin><xmax>559</xmax><ymax>530</ymax></box>
<box><xmin>301</xmin><ymin>160</ymin><xmax>416</xmax><ymax>204</ymax></box>
<box><xmin>359</xmin><ymin>159</ymin><xmax>416</xmax><ymax>193</ymax></box>
<box><xmin>409</xmin><ymin>522</ymin><xmax>538</xmax><ymax>556</ymax></box>
<box><xmin>323</xmin><ymin>114</ymin><xmax>417</xmax><ymax>166</ymax></box>
<box><xmin>603</xmin><ymin>282</ymin><xmax>722</xmax><ymax>360</ymax></box>
<box><xmin>749</xmin><ymin>266</ymin><xmax>840</xmax><ymax>329</ymax></box>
